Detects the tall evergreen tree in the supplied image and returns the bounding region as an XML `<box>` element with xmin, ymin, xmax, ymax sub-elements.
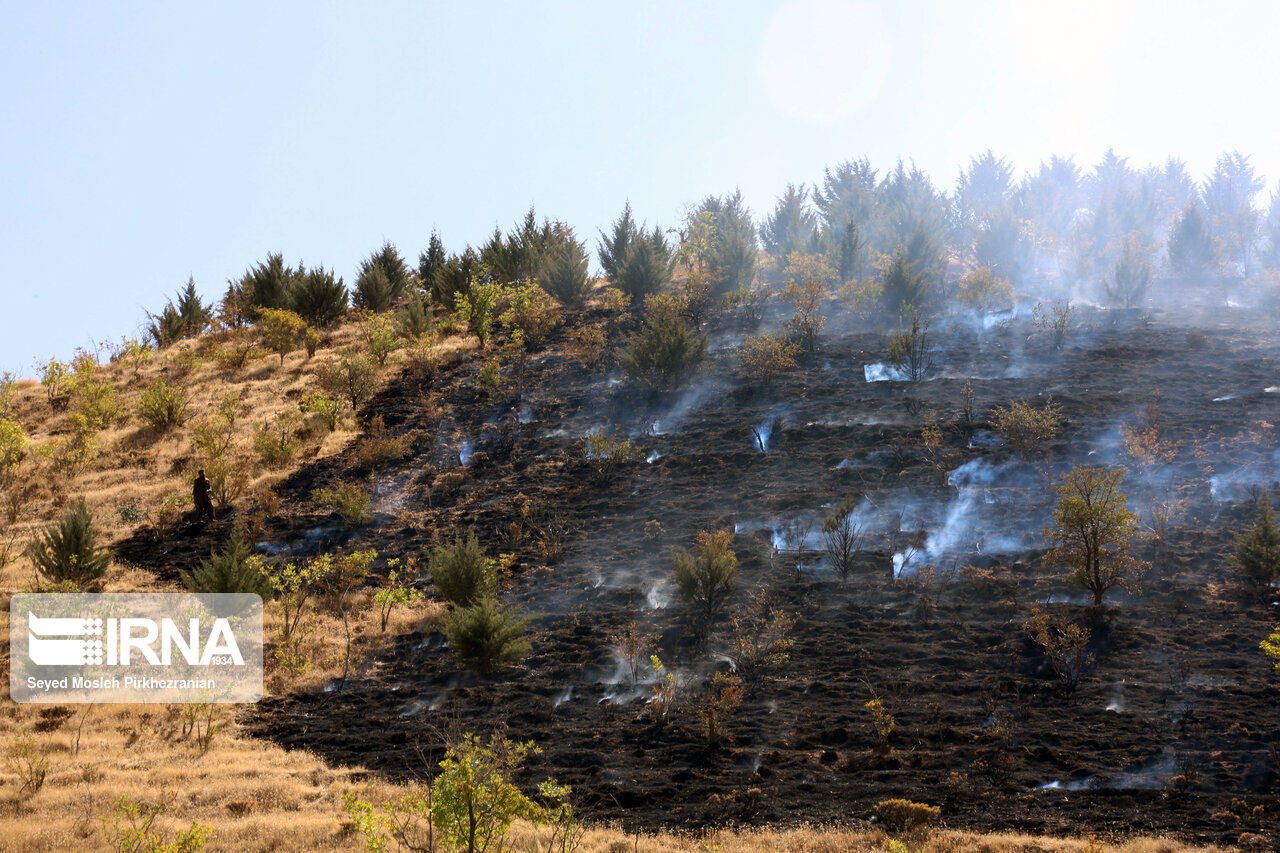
<box><xmin>418</xmin><ymin>231</ymin><xmax>447</xmax><ymax>291</ymax></box>
<box><xmin>1166</xmin><ymin>202</ymin><xmax>1216</xmax><ymax>281</ymax></box>
<box><xmin>175</xmin><ymin>277</ymin><xmax>212</xmax><ymax>337</ymax></box>
<box><xmin>1259</xmin><ymin>189</ymin><xmax>1280</xmax><ymax>272</ymax></box>
<box><xmin>881</xmin><ymin>246</ymin><xmax>929</xmax><ymax>316</ymax></box>
<box><xmin>1202</xmin><ymin>150</ymin><xmax>1264</xmax><ymax>276</ymax></box>
<box><xmin>597</xmin><ymin>201</ymin><xmax>638</xmax><ymax>282</ymax></box>
<box><xmin>354</xmin><ymin>242</ymin><xmax>410</xmax><ymax>312</ymax></box>
<box><xmin>838</xmin><ymin>221</ymin><xmax>865</xmax><ymax>283</ymax></box>
<box><xmin>761</xmin><ymin>184</ymin><xmax>816</xmax><ymax>258</ymax></box>
<box><xmin>617</xmin><ymin>228</ymin><xmax>674</xmax><ymax>301</ymax></box>
<box><xmin>540</xmin><ymin>235</ymin><xmax>591</xmax><ymax>307</ymax></box>
<box><xmin>241</xmin><ymin>253</ymin><xmax>299</xmax><ymax>311</ymax></box>
<box><xmin>289</xmin><ymin>265</ymin><xmax>348</xmax><ymax>327</ymax></box>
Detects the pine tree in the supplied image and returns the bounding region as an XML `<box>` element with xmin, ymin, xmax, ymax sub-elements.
<box><xmin>182</xmin><ymin>525</ymin><xmax>274</xmax><ymax>598</ymax></box>
<box><xmin>616</xmin><ymin>228</ymin><xmax>673</xmax><ymax>301</ymax></box>
<box><xmin>881</xmin><ymin>246</ymin><xmax>928</xmax><ymax>316</ymax></box>
<box><xmin>27</xmin><ymin>497</ymin><xmax>112</xmax><ymax>588</ymax></box>
<box><xmin>354</xmin><ymin>242</ymin><xmax>410</xmax><ymax>312</ymax></box>
<box><xmin>417</xmin><ymin>231</ymin><xmax>447</xmax><ymax>291</ymax></box>
<box><xmin>242</xmin><ymin>253</ymin><xmax>299</xmax><ymax>311</ymax></box>
<box><xmin>1167</xmin><ymin>202</ymin><xmax>1216</xmax><ymax>281</ymax></box>
<box><xmin>598</xmin><ymin>201</ymin><xmax>638</xmax><ymax>283</ymax></box>
<box><xmin>540</xmin><ymin>235</ymin><xmax>591</xmax><ymax>306</ymax></box>
<box><xmin>1231</xmin><ymin>492</ymin><xmax>1280</xmax><ymax>586</ymax></box>
<box><xmin>175</xmin><ymin>277</ymin><xmax>212</xmax><ymax>337</ymax></box>
<box><xmin>839</xmin><ymin>220</ymin><xmax>865</xmax><ymax>283</ymax></box>
<box><xmin>289</xmin><ymin>266</ymin><xmax>348</xmax><ymax>328</ymax></box>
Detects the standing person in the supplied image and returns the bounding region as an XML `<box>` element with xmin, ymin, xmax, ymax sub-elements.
<box><xmin>193</xmin><ymin>469</ymin><xmax>215</xmax><ymax>523</ymax></box>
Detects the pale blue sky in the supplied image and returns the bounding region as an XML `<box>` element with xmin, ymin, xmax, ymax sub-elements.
<box><xmin>3</xmin><ymin>0</ymin><xmax>1278</xmax><ymax>375</ymax></box>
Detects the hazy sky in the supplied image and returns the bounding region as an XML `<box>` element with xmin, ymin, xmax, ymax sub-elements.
<box><xmin>3</xmin><ymin>0</ymin><xmax>1278</xmax><ymax>375</ymax></box>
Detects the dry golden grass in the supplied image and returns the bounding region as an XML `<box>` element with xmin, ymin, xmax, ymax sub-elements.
<box><xmin>0</xmin><ymin>316</ymin><xmax>1238</xmax><ymax>852</ymax></box>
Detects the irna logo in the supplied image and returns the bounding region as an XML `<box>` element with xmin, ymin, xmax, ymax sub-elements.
<box><xmin>27</xmin><ymin>611</ymin><xmax>245</xmax><ymax>667</ymax></box>
<box><xmin>10</xmin><ymin>593</ymin><xmax>263</xmax><ymax>704</ymax></box>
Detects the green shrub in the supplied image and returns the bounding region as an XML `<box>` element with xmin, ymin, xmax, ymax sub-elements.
<box><xmin>100</xmin><ymin>793</ymin><xmax>211</xmax><ymax>853</ymax></box>
<box><xmin>253</xmin><ymin>411</ymin><xmax>302</xmax><ymax>468</ymax></box>
<box><xmin>27</xmin><ymin>497</ymin><xmax>111</xmax><ymax>588</ymax></box>
<box><xmin>137</xmin><ymin>380</ymin><xmax>188</xmax><ymax>430</ymax></box>
<box><xmin>257</xmin><ymin>307</ymin><xmax>308</xmax><ymax>365</ymax></box>
<box><xmin>1231</xmin><ymin>492</ymin><xmax>1280</xmax><ymax>585</ymax></box>
<box><xmin>428</xmin><ymin>532</ymin><xmax>497</xmax><ymax>607</ymax></box>
<box><xmin>319</xmin><ymin>348</ymin><xmax>379</xmax><ymax>411</ymax></box>
<box><xmin>301</xmin><ymin>391</ymin><xmax>342</xmax><ymax>432</ymax></box>
<box><xmin>673</xmin><ymin>529</ymin><xmax>738</xmax><ymax>632</ymax></box>
<box><xmin>312</xmin><ymin>482</ymin><xmax>372</xmax><ymax>527</ymax></box>
<box><xmin>444</xmin><ymin>598</ymin><xmax>531</xmax><ymax>673</ymax></box>
<box><xmin>1022</xmin><ymin>607</ymin><xmax>1093</xmax><ymax>690</ymax></box>
<box><xmin>396</xmin><ymin>292</ymin><xmax>435</xmax><ymax>339</ymax></box>
<box><xmin>619</xmin><ymin>294</ymin><xmax>707</xmax><ymax>389</ymax></box>
<box><xmin>69</xmin><ymin>351</ymin><xmax>123</xmax><ymax>430</ymax></box>
<box><xmin>583</xmin><ymin>428</ymin><xmax>644</xmax><ymax>478</ymax></box>
<box><xmin>500</xmin><ymin>280</ymin><xmax>560</xmax><ymax>344</ymax></box>
<box><xmin>0</xmin><ymin>417</ymin><xmax>27</xmax><ymax>490</ymax></box>
<box><xmin>39</xmin><ymin>357</ymin><xmax>72</xmax><ymax>407</ymax></box>
<box><xmin>359</xmin><ymin>311</ymin><xmax>401</xmax><ymax>366</ymax></box>
<box><xmin>454</xmin><ymin>277</ymin><xmax>504</xmax><ymax>348</ymax></box>
<box><xmin>182</xmin><ymin>525</ymin><xmax>273</xmax><ymax>598</ymax></box>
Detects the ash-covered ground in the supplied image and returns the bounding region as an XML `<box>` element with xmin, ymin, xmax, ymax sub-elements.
<box><xmin>123</xmin><ymin>303</ymin><xmax>1280</xmax><ymax>844</ymax></box>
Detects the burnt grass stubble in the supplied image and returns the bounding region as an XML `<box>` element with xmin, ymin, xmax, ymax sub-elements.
<box><xmin>117</xmin><ymin>306</ymin><xmax>1280</xmax><ymax>844</ymax></box>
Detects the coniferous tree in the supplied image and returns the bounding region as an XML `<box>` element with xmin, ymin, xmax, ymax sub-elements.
<box><xmin>354</xmin><ymin>242</ymin><xmax>410</xmax><ymax>312</ymax></box>
<box><xmin>1231</xmin><ymin>492</ymin><xmax>1280</xmax><ymax>586</ymax></box>
<box><xmin>146</xmin><ymin>303</ymin><xmax>187</xmax><ymax>348</ymax></box>
<box><xmin>838</xmin><ymin>221</ymin><xmax>865</xmax><ymax>283</ymax></box>
<box><xmin>1105</xmin><ymin>235</ymin><xmax>1151</xmax><ymax>309</ymax></box>
<box><xmin>761</xmin><ymin>184</ymin><xmax>816</xmax><ymax>258</ymax></box>
<box><xmin>175</xmin><ymin>277</ymin><xmax>212</xmax><ymax>337</ymax></box>
<box><xmin>616</xmin><ymin>228</ymin><xmax>674</xmax><ymax>301</ymax></box>
<box><xmin>27</xmin><ymin>497</ymin><xmax>112</xmax><ymax>588</ymax></box>
<box><xmin>1258</xmin><ymin>189</ymin><xmax>1280</xmax><ymax>272</ymax></box>
<box><xmin>540</xmin><ymin>235</ymin><xmax>591</xmax><ymax>307</ymax></box>
<box><xmin>1166</xmin><ymin>202</ymin><xmax>1216</xmax><ymax>281</ymax></box>
<box><xmin>687</xmin><ymin>191</ymin><xmax>757</xmax><ymax>296</ymax></box>
<box><xmin>289</xmin><ymin>266</ymin><xmax>348</xmax><ymax>328</ymax></box>
<box><xmin>597</xmin><ymin>201</ymin><xmax>638</xmax><ymax>282</ymax></box>
<box><xmin>620</xmin><ymin>294</ymin><xmax>707</xmax><ymax>389</ymax></box>
<box><xmin>396</xmin><ymin>291</ymin><xmax>434</xmax><ymax>339</ymax></box>
<box><xmin>182</xmin><ymin>525</ymin><xmax>273</xmax><ymax>597</ymax></box>
<box><xmin>432</xmin><ymin>249</ymin><xmax>481</xmax><ymax>305</ymax></box>
<box><xmin>241</xmin><ymin>253</ymin><xmax>299</xmax><ymax>311</ymax></box>
<box><xmin>881</xmin><ymin>246</ymin><xmax>929</xmax><ymax>316</ymax></box>
<box><xmin>417</xmin><ymin>231</ymin><xmax>447</xmax><ymax>291</ymax></box>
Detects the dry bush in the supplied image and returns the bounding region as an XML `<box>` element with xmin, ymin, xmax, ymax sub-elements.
<box><xmin>990</xmin><ymin>396</ymin><xmax>1063</xmax><ymax>455</ymax></box>
<box><xmin>738</xmin><ymin>332</ymin><xmax>799</xmax><ymax>384</ymax></box>
<box><xmin>873</xmin><ymin>798</ymin><xmax>940</xmax><ymax>834</ymax></box>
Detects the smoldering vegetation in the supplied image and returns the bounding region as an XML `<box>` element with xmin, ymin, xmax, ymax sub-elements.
<box><xmin>180</xmin><ymin>147</ymin><xmax>1280</xmax><ymax>845</ymax></box>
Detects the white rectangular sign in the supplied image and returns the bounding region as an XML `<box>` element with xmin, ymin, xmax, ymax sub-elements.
<box><xmin>10</xmin><ymin>593</ymin><xmax>263</xmax><ymax>703</ymax></box>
